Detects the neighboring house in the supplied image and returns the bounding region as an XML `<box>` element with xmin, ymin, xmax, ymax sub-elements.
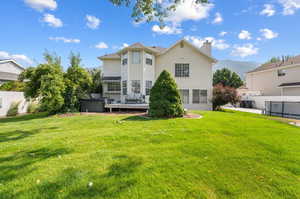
<box><xmin>99</xmin><ymin>39</ymin><xmax>217</xmax><ymax>110</ymax></box>
<box><xmin>0</xmin><ymin>59</ymin><xmax>24</xmax><ymax>85</ymax></box>
<box><xmin>246</xmin><ymin>55</ymin><xmax>300</xmax><ymax>96</ymax></box>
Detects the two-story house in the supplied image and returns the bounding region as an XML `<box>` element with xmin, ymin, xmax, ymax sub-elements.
<box><xmin>98</xmin><ymin>39</ymin><xmax>216</xmax><ymax>110</ymax></box>
<box><xmin>246</xmin><ymin>55</ymin><xmax>300</xmax><ymax>96</ymax></box>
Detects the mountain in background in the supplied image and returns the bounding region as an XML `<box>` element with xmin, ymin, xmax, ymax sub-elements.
<box><xmin>214</xmin><ymin>60</ymin><xmax>261</xmax><ymax>80</ymax></box>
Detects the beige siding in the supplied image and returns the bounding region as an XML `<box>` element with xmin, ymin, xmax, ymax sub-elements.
<box><xmin>102</xmin><ymin>60</ymin><xmax>121</xmax><ymax>77</ymax></box>
<box><xmin>282</xmin><ymin>87</ymin><xmax>300</xmax><ymax>96</ymax></box>
<box><xmin>246</xmin><ymin>64</ymin><xmax>300</xmax><ymax>96</ymax></box>
<box><xmin>0</xmin><ymin>62</ymin><xmax>23</xmax><ymax>74</ymax></box>
<box><xmin>155</xmin><ymin>43</ymin><xmax>213</xmax><ymax>110</ymax></box>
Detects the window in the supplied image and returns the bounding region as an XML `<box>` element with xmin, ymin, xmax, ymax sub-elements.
<box><xmin>122</xmin><ymin>58</ymin><xmax>128</xmax><ymax>65</ymax></box>
<box><xmin>192</xmin><ymin>89</ymin><xmax>200</xmax><ymax>104</ymax></box>
<box><xmin>146</xmin><ymin>58</ymin><xmax>152</xmax><ymax>65</ymax></box>
<box><xmin>132</xmin><ymin>51</ymin><xmax>141</xmax><ymax>64</ymax></box>
<box><xmin>107</xmin><ymin>82</ymin><xmax>121</xmax><ymax>92</ymax></box>
<box><xmin>122</xmin><ymin>80</ymin><xmax>127</xmax><ymax>95</ymax></box>
<box><xmin>278</xmin><ymin>69</ymin><xmax>286</xmax><ymax>77</ymax></box>
<box><xmin>131</xmin><ymin>80</ymin><xmax>141</xmax><ymax>94</ymax></box>
<box><xmin>145</xmin><ymin>81</ymin><xmax>152</xmax><ymax>95</ymax></box>
<box><xmin>175</xmin><ymin>64</ymin><xmax>189</xmax><ymax>77</ymax></box>
<box><xmin>200</xmin><ymin>90</ymin><xmax>208</xmax><ymax>104</ymax></box>
<box><xmin>180</xmin><ymin>89</ymin><xmax>189</xmax><ymax>104</ymax></box>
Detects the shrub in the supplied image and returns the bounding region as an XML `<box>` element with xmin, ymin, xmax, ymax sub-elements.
<box><xmin>149</xmin><ymin>70</ymin><xmax>184</xmax><ymax>118</ymax></box>
<box><xmin>27</xmin><ymin>102</ymin><xmax>40</xmax><ymax>113</ymax></box>
<box><xmin>212</xmin><ymin>84</ymin><xmax>240</xmax><ymax>111</ymax></box>
<box><xmin>0</xmin><ymin>81</ymin><xmax>24</xmax><ymax>91</ymax></box>
<box><xmin>7</xmin><ymin>101</ymin><xmax>20</xmax><ymax>117</ymax></box>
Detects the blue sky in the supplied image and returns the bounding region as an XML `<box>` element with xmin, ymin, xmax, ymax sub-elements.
<box><xmin>1</xmin><ymin>0</ymin><xmax>300</xmax><ymax>69</ymax></box>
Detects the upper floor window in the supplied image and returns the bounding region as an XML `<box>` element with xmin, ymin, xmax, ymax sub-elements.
<box><xmin>146</xmin><ymin>58</ymin><xmax>152</xmax><ymax>65</ymax></box>
<box><xmin>122</xmin><ymin>80</ymin><xmax>127</xmax><ymax>95</ymax></box>
<box><xmin>175</xmin><ymin>63</ymin><xmax>189</xmax><ymax>77</ymax></box>
<box><xmin>131</xmin><ymin>80</ymin><xmax>141</xmax><ymax>94</ymax></box>
<box><xmin>107</xmin><ymin>82</ymin><xmax>121</xmax><ymax>92</ymax></box>
<box><xmin>132</xmin><ymin>51</ymin><xmax>141</xmax><ymax>64</ymax></box>
<box><xmin>179</xmin><ymin>89</ymin><xmax>189</xmax><ymax>104</ymax></box>
<box><xmin>122</xmin><ymin>58</ymin><xmax>128</xmax><ymax>65</ymax></box>
<box><xmin>145</xmin><ymin>81</ymin><xmax>152</xmax><ymax>95</ymax></box>
<box><xmin>278</xmin><ymin>69</ymin><xmax>286</xmax><ymax>77</ymax></box>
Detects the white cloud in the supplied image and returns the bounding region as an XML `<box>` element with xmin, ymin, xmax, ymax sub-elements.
<box><xmin>260</xmin><ymin>28</ymin><xmax>279</xmax><ymax>39</ymax></box>
<box><xmin>42</xmin><ymin>14</ymin><xmax>63</xmax><ymax>28</ymax></box>
<box><xmin>86</xmin><ymin>15</ymin><xmax>101</xmax><ymax>29</ymax></box>
<box><xmin>185</xmin><ymin>35</ymin><xmax>230</xmax><ymax>50</ymax></box>
<box><xmin>257</xmin><ymin>37</ymin><xmax>262</xmax><ymax>41</ymax></box>
<box><xmin>238</xmin><ymin>30</ymin><xmax>252</xmax><ymax>40</ymax></box>
<box><xmin>212</xmin><ymin>12</ymin><xmax>223</xmax><ymax>24</ymax></box>
<box><xmin>24</xmin><ymin>0</ymin><xmax>57</xmax><ymax>12</ymax></box>
<box><xmin>122</xmin><ymin>43</ymin><xmax>129</xmax><ymax>48</ymax></box>
<box><xmin>0</xmin><ymin>51</ymin><xmax>32</xmax><ymax>64</ymax></box>
<box><xmin>231</xmin><ymin>44</ymin><xmax>258</xmax><ymax>58</ymax></box>
<box><xmin>260</xmin><ymin>4</ymin><xmax>276</xmax><ymax>16</ymax></box>
<box><xmin>95</xmin><ymin>42</ymin><xmax>108</xmax><ymax>49</ymax></box>
<box><xmin>165</xmin><ymin>0</ymin><xmax>214</xmax><ymax>24</ymax></box>
<box><xmin>49</xmin><ymin>37</ymin><xmax>80</xmax><ymax>43</ymax></box>
<box><xmin>278</xmin><ymin>0</ymin><xmax>300</xmax><ymax>15</ymax></box>
<box><xmin>219</xmin><ymin>31</ymin><xmax>227</xmax><ymax>37</ymax></box>
<box><xmin>152</xmin><ymin>24</ymin><xmax>182</xmax><ymax>35</ymax></box>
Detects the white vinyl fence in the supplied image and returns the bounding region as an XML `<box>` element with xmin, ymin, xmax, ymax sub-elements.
<box><xmin>246</xmin><ymin>96</ymin><xmax>300</xmax><ymax>110</ymax></box>
<box><xmin>0</xmin><ymin>91</ymin><xmax>29</xmax><ymax>117</ymax></box>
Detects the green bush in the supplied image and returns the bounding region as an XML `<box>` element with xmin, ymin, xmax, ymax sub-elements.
<box><xmin>149</xmin><ymin>70</ymin><xmax>184</xmax><ymax>118</ymax></box>
<box><xmin>7</xmin><ymin>101</ymin><xmax>20</xmax><ymax>117</ymax></box>
<box><xmin>27</xmin><ymin>102</ymin><xmax>40</xmax><ymax>113</ymax></box>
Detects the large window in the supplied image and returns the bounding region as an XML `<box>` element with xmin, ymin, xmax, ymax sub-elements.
<box><xmin>179</xmin><ymin>89</ymin><xmax>189</xmax><ymax>104</ymax></box>
<box><xmin>122</xmin><ymin>58</ymin><xmax>128</xmax><ymax>65</ymax></box>
<box><xmin>145</xmin><ymin>80</ymin><xmax>152</xmax><ymax>95</ymax></box>
<box><xmin>192</xmin><ymin>89</ymin><xmax>200</xmax><ymax>104</ymax></box>
<box><xmin>175</xmin><ymin>63</ymin><xmax>189</xmax><ymax>77</ymax></box>
<box><xmin>107</xmin><ymin>82</ymin><xmax>121</xmax><ymax>92</ymax></box>
<box><xmin>132</xmin><ymin>51</ymin><xmax>141</xmax><ymax>64</ymax></box>
<box><xmin>200</xmin><ymin>90</ymin><xmax>208</xmax><ymax>104</ymax></box>
<box><xmin>122</xmin><ymin>80</ymin><xmax>127</xmax><ymax>95</ymax></box>
<box><xmin>131</xmin><ymin>80</ymin><xmax>141</xmax><ymax>94</ymax></box>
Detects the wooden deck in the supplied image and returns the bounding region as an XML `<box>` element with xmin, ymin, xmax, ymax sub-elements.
<box><xmin>105</xmin><ymin>103</ymin><xmax>149</xmax><ymax>112</ymax></box>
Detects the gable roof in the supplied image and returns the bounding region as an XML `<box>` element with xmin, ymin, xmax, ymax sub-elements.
<box><xmin>248</xmin><ymin>55</ymin><xmax>300</xmax><ymax>73</ymax></box>
<box><xmin>0</xmin><ymin>59</ymin><xmax>25</xmax><ymax>71</ymax></box>
<box><xmin>159</xmin><ymin>39</ymin><xmax>217</xmax><ymax>63</ymax></box>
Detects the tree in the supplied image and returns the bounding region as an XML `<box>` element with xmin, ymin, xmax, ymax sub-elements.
<box><xmin>212</xmin><ymin>84</ymin><xmax>240</xmax><ymax>111</ymax></box>
<box><xmin>22</xmin><ymin>52</ymin><xmax>66</xmax><ymax>114</ymax></box>
<box><xmin>63</xmin><ymin>53</ymin><xmax>92</xmax><ymax>112</ymax></box>
<box><xmin>88</xmin><ymin>68</ymin><xmax>102</xmax><ymax>94</ymax></box>
<box><xmin>108</xmin><ymin>0</ymin><xmax>208</xmax><ymax>24</ymax></box>
<box><xmin>0</xmin><ymin>81</ymin><xmax>24</xmax><ymax>91</ymax></box>
<box><xmin>266</xmin><ymin>55</ymin><xmax>293</xmax><ymax>64</ymax></box>
<box><xmin>213</xmin><ymin>68</ymin><xmax>243</xmax><ymax>89</ymax></box>
<box><xmin>149</xmin><ymin>70</ymin><xmax>184</xmax><ymax>118</ymax></box>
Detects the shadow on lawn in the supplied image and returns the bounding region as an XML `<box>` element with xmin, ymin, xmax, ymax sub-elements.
<box><xmin>122</xmin><ymin>115</ymin><xmax>170</xmax><ymax>122</ymax></box>
<box><xmin>0</xmin><ymin>127</ymin><xmax>58</xmax><ymax>143</ymax></box>
<box><xmin>0</xmin><ymin>147</ymin><xmax>71</xmax><ymax>190</ymax></box>
<box><xmin>0</xmin><ymin>112</ymin><xmax>49</xmax><ymax>124</ymax></box>
<box><xmin>7</xmin><ymin>155</ymin><xmax>142</xmax><ymax>199</ymax></box>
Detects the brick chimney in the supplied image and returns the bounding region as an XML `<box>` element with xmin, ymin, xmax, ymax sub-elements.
<box><xmin>200</xmin><ymin>40</ymin><xmax>212</xmax><ymax>56</ymax></box>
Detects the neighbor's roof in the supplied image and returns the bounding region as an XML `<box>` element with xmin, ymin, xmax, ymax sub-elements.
<box><xmin>0</xmin><ymin>59</ymin><xmax>25</xmax><ymax>71</ymax></box>
<box><xmin>248</xmin><ymin>55</ymin><xmax>300</xmax><ymax>73</ymax></box>
<box><xmin>0</xmin><ymin>71</ymin><xmax>19</xmax><ymax>81</ymax></box>
<box><xmin>278</xmin><ymin>82</ymin><xmax>300</xmax><ymax>87</ymax></box>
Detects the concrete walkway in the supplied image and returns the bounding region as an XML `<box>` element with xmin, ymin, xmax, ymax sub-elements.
<box><xmin>223</xmin><ymin>106</ymin><xmax>263</xmax><ymax>114</ymax></box>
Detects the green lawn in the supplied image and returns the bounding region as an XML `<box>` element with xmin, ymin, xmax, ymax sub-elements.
<box><xmin>0</xmin><ymin>111</ymin><xmax>300</xmax><ymax>199</ymax></box>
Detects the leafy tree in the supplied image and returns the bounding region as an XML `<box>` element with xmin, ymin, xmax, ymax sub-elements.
<box><xmin>88</xmin><ymin>68</ymin><xmax>102</xmax><ymax>94</ymax></box>
<box><xmin>212</xmin><ymin>84</ymin><xmax>240</xmax><ymax>111</ymax></box>
<box><xmin>108</xmin><ymin>0</ymin><xmax>208</xmax><ymax>24</ymax></box>
<box><xmin>0</xmin><ymin>81</ymin><xmax>24</xmax><ymax>91</ymax></box>
<box><xmin>149</xmin><ymin>70</ymin><xmax>184</xmax><ymax>118</ymax></box>
<box><xmin>22</xmin><ymin>52</ymin><xmax>65</xmax><ymax>114</ymax></box>
<box><xmin>213</xmin><ymin>68</ymin><xmax>243</xmax><ymax>89</ymax></box>
<box><xmin>63</xmin><ymin>53</ymin><xmax>92</xmax><ymax>112</ymax></box>
<box><xmin>266</xmin><ymin>55</ymin><xmax>293</xmax><ymax>64</ymax></box>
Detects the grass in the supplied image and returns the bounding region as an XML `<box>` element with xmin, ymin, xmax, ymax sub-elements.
<box><xmin>0</xmin><ymin>111</ymin><xmax>300</xmax><ymax>199</ymax></box>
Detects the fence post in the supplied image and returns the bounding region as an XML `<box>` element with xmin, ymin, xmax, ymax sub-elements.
<box><xmin>270</xmin><ymin>101</ymin><xmax>272</xmax><ymax>116</ymax></box>
<box><xmin>282</xmin><ymin>101</ymin><xmax>285</xmax><ymax>118</ymax></box>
